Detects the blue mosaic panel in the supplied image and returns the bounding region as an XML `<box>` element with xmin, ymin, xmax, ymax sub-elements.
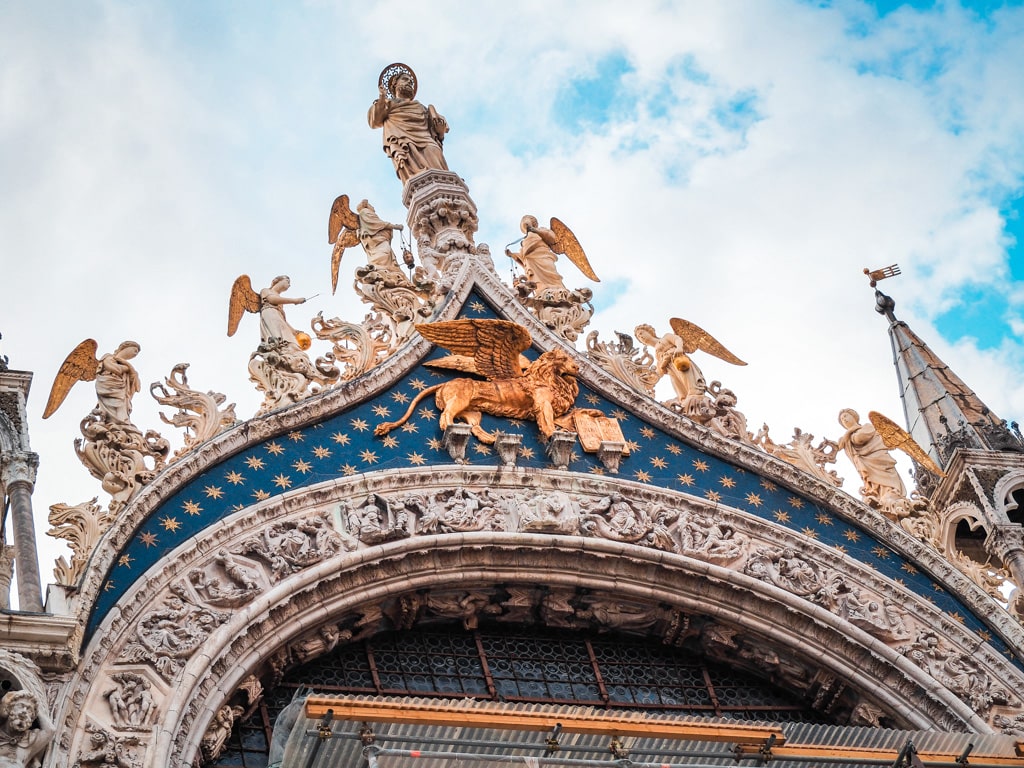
<box><xmin>85</xmin><ymin>292</ymin><xmax>1019</xmax><ymax>672</ymax></box>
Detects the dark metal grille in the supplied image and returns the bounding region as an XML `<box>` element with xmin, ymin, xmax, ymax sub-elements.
<box><xmin>211</xmin><ymin>626</ymin><xmax>831</xmax><ymax>767</ymax></box>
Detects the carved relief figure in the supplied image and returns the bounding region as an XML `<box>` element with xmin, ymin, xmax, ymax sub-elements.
<box><xmin>103</xmin><ymin>673</ymin><xmax>154</xmax><ymax>731</ymax></box>
<box><xmin>676</xmin><ymin>512</ymin><xmax>748</xmax><ymax>564</ymax></box>
<box><xmin>188</xmin><ymin>550</ymin><xmax>262</xmax><ymax>609</ymax></box>
<box><xmin>375</xmin><ymin>319</ymin><xmax>580</xmax><ymax>444</ymax></box>
<box><xmin>343</xmin><ymin>495</ymin><xmax>410</xmax><ymax>544</ymax></box>
<box><xmin>72</xmin><ymin>726</ymin><xmax>140</xmax><ymax>768</ymax></box>
<box><xmin>200</xmin><ymin>705</ymin><xmax>245</xmax><ymax>763</ymax></box>
<box><xmin>0</xmin><ymin>690</ymin><xmax>53</xmax><ymax>768</ymax></box>
<box><xmin>292</xmin><ymin>624</ymin><xmax>351</xmax><ymax>664</ymax></box>
<box><xmin>899</xmin><ymin>630</ymin><xmax>1013</xmax><ymax>713</ymax></box>
<box><xmin>518</xmin><ymin>491</ymin><xmax>580</xmax><ymax>534</ymax></box>
<box><xmin>418</xmin><ymin>489</ymin><xmax>504</xmax><ymax>534</ymax></box>
<box><xmin>368</xmin><ymin>63</ymin><xmax>448</xmax><ymax>183</ymax></box>
<box><xmin>118</xmin><ymin>590</ymin><xmax>229</xmax><ymax>682</ymax></box>
<box><xmin>744</xmin><ymin>546</ymin><xmax>823</xmax><ymax>596</ymax></box>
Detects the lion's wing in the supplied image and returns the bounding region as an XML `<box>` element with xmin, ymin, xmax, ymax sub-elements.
<box><xmin>417</xmin><ymin>319</ymin><xmax>532</xmax><ymax>380</ymax></box>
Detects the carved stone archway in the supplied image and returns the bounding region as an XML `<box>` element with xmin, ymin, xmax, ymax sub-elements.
<box><xmin>53</xmin><ymin>467</ymin><xmax>1021</xmax><ymax>767</ymax></box>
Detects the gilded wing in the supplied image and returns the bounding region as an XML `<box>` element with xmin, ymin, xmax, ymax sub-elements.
<box><xmin>416</xmin><ymin>318</ymin><xmax>532</xmax><ymax>380</ymax></box>
<box><xmin>330</xmin><ymin>228</ymin><xmax>360</xmax><ymax>295</ymax></box>
<box><xmin>868</xmin><ymin>411</ymin><xmax>946</xmax><ymax>477</ymax></box>
<box><xmin>43</xmin><ymin>339</ymin><xmax>99</xmax><ymax>419</ymax></box>
<box><xmin>669</xmin><ymin>318</ymin><xmax>747</xmax><ymax>366</ymax></box>
<box><xmin>227</xmin><ymin>275</ymin><xmax>261</xmax><ymax>337</ymax></box>
<box><xmin>328</xmin><ymin>195</ymin><xmax>359</xmax><ymax>244</ymax></box>
<box><xmin>549</xmin><ymin>217</ymin><xmax>599</xmax><ymax>282</ymax></box>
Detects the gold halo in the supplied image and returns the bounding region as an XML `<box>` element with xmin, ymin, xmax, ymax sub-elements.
<box><xmin>378</xmin><ymin>62</ymin><xmax>417</xmax><ymax>100</ymax></box>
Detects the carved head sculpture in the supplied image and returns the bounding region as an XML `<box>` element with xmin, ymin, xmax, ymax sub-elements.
<box><xmin>270</xmin><ymin>275</ymin><xmax>290</xmax><ymax>292</ymax></box>
<box><xmin>0</xmin><ymin>691</ymin><xmax>38</xmax><ymax>734</ymax></box>
<box><xmin>520</xmin><ymin>215</ymin><xmax>539</xmax><ymax>234</ymax></box>
<box><xmin>114</xmin><ymin>341</ymin><xmax>140</xmax><ymax>360</ymax></box>
<box><xmin>393</xmin><ymin>72</ymin><xmax>416</xmax><ymax>99</ymax></box>
<box><xmin>838</xmin><ymin>408</ymin><xmax>860</xmax><ymax>430</ymax></box>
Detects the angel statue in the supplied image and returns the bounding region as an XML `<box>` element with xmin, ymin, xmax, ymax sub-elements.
<box><xmin>327</xmin><ymin>195</ymin><xmax>406</xmax><ymax>293</ymax></box>
<box><xmin>228</xmin><ymin>275</ymin><xmax>337</xmax><ymax>413</ymax></box>
<box><xmin>837</xmin><ymin>409</ymin><xmax>944</xmax><ymax>522</ymax></box>
<box><xmin>44</xmin><ymin>340</ymin><xmax>141</xmax><ymax>424</ymax></box>
<box><xmin>505</xmin><ymin>215</ymin><xmax>600</xmax><ymax>342</ymax></box>
<box><xmin>44</xmin><ymin>340</ymin><xmax>168</xmax><ymax>509</ymax></box>
<box><xmin>506</xmin><ymin>215</ymin><xmax>599</xmax><ymax>296</ymax></box>
<box><xmin>634</xmin><ymin>319</ymin><xmax>746</xmax><ymax>422</ymax></box>
<box><xmin>369</xmin><ymin>63</ymin><xmax>449</xmax><ymax>184</ymax></box>
<box><xmin>375</xmin><ymin>318</ymin><xmax>580</xmax><ymax>445</ymax></box>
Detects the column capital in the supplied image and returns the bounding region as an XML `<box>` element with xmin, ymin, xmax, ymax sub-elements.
<box><xmin>1</xmin><ymin>451</ymin><xmax>39</xmax><ymax>489</ymax></box>
<box><xmin>985</xmin><ymin>524</ymin><xmax>1024</xmax><ymax>562</ymax></box>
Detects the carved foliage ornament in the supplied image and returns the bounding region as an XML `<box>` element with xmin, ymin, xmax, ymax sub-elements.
<box><xmin>150</xmin><ymin>363</ymin><xmax>236</xmax><ymax>460</ymax></box>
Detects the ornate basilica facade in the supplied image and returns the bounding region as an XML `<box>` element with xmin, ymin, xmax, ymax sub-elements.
<box><xmin>3</xmin><ymin>64</ymin><xmax>1024</xmax><ymax>768</ymax></box>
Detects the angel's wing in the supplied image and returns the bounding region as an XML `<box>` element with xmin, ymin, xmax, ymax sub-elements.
<box><xmin>416</xmin><ymin>319</ymin><xmax>532</xmax><ymax>380</ymax></box>
<box><xmin>330</xmin><ymin>229</ymin><xmax>361</xmax><ymax>295</ymax></box>
<box><xmin>43</xmin><ymin>339</ymin><xmax>99</xmax><ymax>419</ymax></box>
<box><xmin>868</xmin><ymin>411</ymin><xmax>946</xmax><ymax>477</ymax></box>
<box><xmin>328</xmin><ymin>195</ymin><xmax>359</xmax><ymax>244</ymax></box>
<box><xmin>669</xmin><ymin>318</ymin><xmax>746</xmax><ymax>366</ymax></box>
<box><xmin>549</xmin><ymin>218</ymin><xmax>599</xmax><ymax>282</ymax></box>
<box><xmin>227</xmin><ymin>275</ymin><xmax>261</xmax><ymax>337</ymax></box>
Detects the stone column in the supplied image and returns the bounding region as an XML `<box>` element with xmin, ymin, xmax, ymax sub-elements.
<box><xmin>985</xmin><ymin>524</ymin><xmax>1024</xmax><ymax>598</ymax></box>
<box><xmin>1</xmin><ymin>451</ymin><xmax>43</xmax><ymax>612</ymax></box>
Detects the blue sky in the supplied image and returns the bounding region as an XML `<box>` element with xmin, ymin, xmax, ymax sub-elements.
<box><xmin>2</xmin><ymin>0</ymin><xmax>1024</xmax><ymax>580</ymax></box>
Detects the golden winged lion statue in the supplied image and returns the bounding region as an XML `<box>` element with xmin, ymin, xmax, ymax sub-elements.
<box><xmin>374</xmin><ymin>318</ymin><xmax>580</xmax><ymax>444</ymax></box>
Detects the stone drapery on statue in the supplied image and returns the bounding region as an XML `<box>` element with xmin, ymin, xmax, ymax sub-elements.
<box><xmin>368</xmin><ymin>63</ymin><xmax>449</xmax><ymax>184</ymax></box>
<box><xmin>837</xmin><ymin>409</ymin><xmax>943</xmax><ymax>521</ymax></box>
<box><xmin>327</xmin><ymin>194</ymin><xmax>407</xmax><ymax>293</ymax></box>
<box><xmin>374</xmin><ymin>318</ymin><xmax>580</xmax><ymax>444</ymax></box>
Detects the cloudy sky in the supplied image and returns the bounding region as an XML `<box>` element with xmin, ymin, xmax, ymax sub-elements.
<box><xmin>2</xmin><ymin>0</ymin><xmax>1023</xmax><ymax>601</ymax></box>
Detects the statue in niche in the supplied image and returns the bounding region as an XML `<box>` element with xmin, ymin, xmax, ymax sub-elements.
<box><xmin>375</xmin><ymin>318</ymin><xmax>580</xmax><ymax>444</ymax></box>
<box><xmin>228</xmin><ymin>275</ymin><xmax>338</xmax><ymax>413</ymax></box>
<box><xmin>836</xmin><ymin>409</ymin><xmax>942</xmax><ymax>520</ymax></box>
<box><xmin>292</xmin><ymin>624</ymin><xmax>351</xmax><ymax>664</ymax></box>
<box><xmin>505</xmin><ymin>215</ymin><xmax>599</xmax><ymax>342</ymax></box>
<box><xmin>103</xmin><ymin>672</ymin><xmax>154</xmax><ymax>731</ymax></box>
<box><xmin>368</xmin><ymin>63</ymin><xmax>448</xmax><ymax>184</ymax></box>
<box><xmin>200</xmin><ymin>704</ymin><xmax>245</xmax><ymax>764</ymax></box>
<box><xmin>0</xmin><ymin>690</ymin><xmax>54</xmax><ymax>768</ymax></box>
<box><xmin>634</xmin><ymin>319</ymin><xmax>746</xmax><ymax>423</ymax></box>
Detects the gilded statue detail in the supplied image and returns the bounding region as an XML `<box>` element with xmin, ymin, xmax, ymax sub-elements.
<box><xmin>375</xmin><ymin>318</ymin><xmax>579</xmax><ymax>444</ymax></box>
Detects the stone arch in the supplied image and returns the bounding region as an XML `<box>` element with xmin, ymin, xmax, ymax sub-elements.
<box><xmin>55</xmin><ymin>463</ymin><xmax>1022</xmax><ymax>767</ymax></box>
<box><xmin>994</xmin><ymin>469</ymin><xmax>1024</xmax><ymax>525</ymax></box>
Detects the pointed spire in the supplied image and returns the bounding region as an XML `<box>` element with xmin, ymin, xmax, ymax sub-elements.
<box><xmin>876</xmin><ymin>289</ymin><xmax>1023</xmax><ymax>471</ymax></box>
